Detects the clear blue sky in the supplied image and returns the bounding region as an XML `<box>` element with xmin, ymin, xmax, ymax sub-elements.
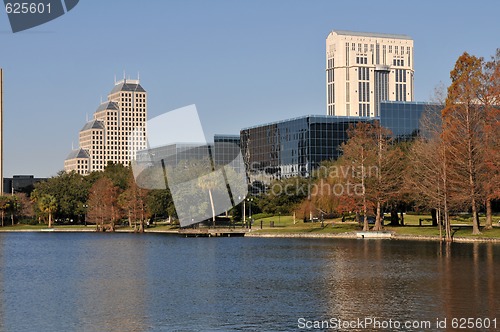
<box><xmin>1</xmin><ymin>0</ymin><xmax>499</xmax><ymax>177</ymax></box>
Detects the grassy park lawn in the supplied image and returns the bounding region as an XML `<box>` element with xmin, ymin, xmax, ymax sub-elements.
<box><xmin>0</xmin><ymin>224</ymin><xmax>93</xmax><ymax>230</ymax></box>
<box><xmin>252</xmin><ymin>214</ymin><xmax>500</xmax><ymax>239</ymax></box>
<box><xmin>251</xmin><ymin>215</ymin><xmax>359</xmax><ymax>234</ymax></box>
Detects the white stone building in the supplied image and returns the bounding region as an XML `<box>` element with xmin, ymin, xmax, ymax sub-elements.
<box><xmin>326</xmin><ymin>30</ymin><xmax>414</xmax><ymax>117</ymax></box>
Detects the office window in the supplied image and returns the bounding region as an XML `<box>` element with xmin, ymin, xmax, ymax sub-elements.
<box><xmin>345</xmin><ymin>44</ymin><xmax>349</xmax><ymax>65</ymax></box>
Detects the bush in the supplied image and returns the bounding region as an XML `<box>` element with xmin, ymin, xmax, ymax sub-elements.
<box><xmin>18</xmin><ymin>218</ymin><xmax>38</xmax><ymax>225</ymax></box>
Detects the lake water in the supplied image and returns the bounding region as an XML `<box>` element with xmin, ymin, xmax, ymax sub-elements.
<box><xmin>0</xmin><ymin>233</ymin><xmax>498</xmax><ymax>331</ymax></box>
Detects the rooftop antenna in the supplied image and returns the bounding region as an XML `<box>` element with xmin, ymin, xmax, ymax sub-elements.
<box><xmin>72</xmin><ymin>141</ymin><xmax>74</xmax><ymax>150</ymax></box>
<box><xmin>137</xmin><ymin>71</ymin><xmax>140</xmax><ymax>81</ymax></box>
<box><xmin>123</xmin><ymin>70</ymin><xmax>126</xmax><ymax>81</ymax></box>
<box><xmin>114</xmin><ymin>74</ymin><xmax>116</xmax><ymax>84</ymax></box>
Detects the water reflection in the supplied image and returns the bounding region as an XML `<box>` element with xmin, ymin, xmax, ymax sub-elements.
<box><xmin>320</xmin><ymin>240</ymin><xmax>443</xmax><ymax>327</ymax></box>
<box><xmin>0</xmin><ymin>234</ymin><xmax>498</xmax><ymax>331</ymax></box>
<box><xmin>0</xmin><ymin>233</ymin><xmax>149</xmax><ymax>332</ymax></box>
<box><xmin>73</xmin><ymin>235</ymin><xmax>148</xmax><ymax>332</ymax></box>
<box><xmin>439</xmin><ymin>242</ymin><xmax>498</xmax><ymax>322</ymax></box>
<box><xmin>0</xmin><ymin>237</ymin><xmax>4</xmax><ymax>331</ymax></box>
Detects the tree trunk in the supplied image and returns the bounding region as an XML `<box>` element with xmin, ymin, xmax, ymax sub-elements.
<box><xmin>437</xmin><ymin>208</ymin><xmax>442</xmax><ymax>240</ymax></box>
<box><xmin>431</xmin><ymin>209</ymin><xmax>437</xmax><ymax>227</ymax></box>
<box><xmin>467</xmin><ymin>107</ymin><xmax>481</xmax><ymax>235</ymax></box>
<box><xmin>471</xmin><ymin>198</ymin><xmax>480</xmax><ymax>235</ymax></box>
<box><xmin>372</xmin><ymin>129</ymin><xmax>383</xmax><ymax>232</ymax></box>
<box><xmin>1</xmin><ymin>211</ymin><xmax>4</xmax><ymax>227</ymax></box>
<box><xmin>400</xmin><ymin>210</ymin><xmax>404</xmax><ymax>226</ymax></box>
<box><xmin>443</xmin><ymin>146</ymin><xmax>452</xmax><ymax>242</ymax></box>
<box><xmin>444</xmin><ymin>208</ymin><xmax>452</xmax><ymax>242</ymax></box>
<box><xmin>485</xmin><ymin>198</ymin><xmax>492</xmax><ymax>230</ymax></box>
<box><xmin>48</xmin><ymin>213</ymin><xmax>52</xmax><ymax>228</ymax></box>
<box><xmin>361</xmin><ymin>149</ymin><xmax>369</xmax><ymax>232</ymax></box>
<box><xmin>389</xmin><ymin>208</ymin><xmax>399</xmax><ymax>226</ymax></box>
<box><xmin>373</xmin><ymin>200</ymin><xmax>383</xmax><ymax>231</ymax></box>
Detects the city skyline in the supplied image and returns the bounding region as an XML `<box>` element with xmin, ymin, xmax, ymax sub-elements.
<box><xmin>1</xmin><ymin>0</ymin><xmax>500</xmax><ymax>177</ymax></box>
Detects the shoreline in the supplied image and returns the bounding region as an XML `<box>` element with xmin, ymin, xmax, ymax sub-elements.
<box><xmin>246</xmin><ymin>231</ymin><xmax>500</xmax><ymax>243</ymax></box>
<box><xmin>1</xmin><ymin>227</ymin><xmax>500</xmax><ymax>244</ymax></box>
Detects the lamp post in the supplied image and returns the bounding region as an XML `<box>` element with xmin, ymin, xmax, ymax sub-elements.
<box><xmin>247</xmin><ymin>197</ymin><xmax>253</xmax><ymax>229</ymax></box>
<box><xmin>83</xmin><ymin>204</ymin><xmax>88</xmax><ymax>226</ymax></box>
<box><xmin>238</xmin><ymin>195</ymin><xmax>246</xmax><ymax>227</ymax></box>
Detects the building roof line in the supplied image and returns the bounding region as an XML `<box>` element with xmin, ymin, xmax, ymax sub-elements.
<box><xmin>242</xmin><ymin>114</ymin><xmax>374</xmax><ymax>131</ymax></box>
<box><xmin>65</xmin><ymin>148</ymin><xmax>89</xmax><ymax>160</ymax></box>
<box><xmin>329</xmin><ymin>30</ymin><xmax>412</xmax><ymax>40</ymax></box>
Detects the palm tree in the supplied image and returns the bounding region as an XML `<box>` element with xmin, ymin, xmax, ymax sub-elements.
<box><xmin>39</xmin><ymin>194</ymin><xmax>57</xmax><ymax>228</ymax></box>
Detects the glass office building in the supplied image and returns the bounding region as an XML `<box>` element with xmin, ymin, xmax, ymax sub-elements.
<box><xmin>379</xmin><ymin>101</ymin><xmax>440</xmax><ymax>141</ymax></box>
<box><xmin>136</xmin><ymin>139</ymin><xmax>241</xmax><ymax>169</ymax></box>
<box><xmin>213</xmin><ymin>135</ymin><xmax>243</xmax><ymax>173</ymax></box>
<box><xmin>241</xmin><ymin>101</ymin><xmax>440</xmax><ymax>184</ymax></box>
<box><xmin>241</xmin><ymin>115</ymin><xmax>373</xmax><ymax>183</ymax></box>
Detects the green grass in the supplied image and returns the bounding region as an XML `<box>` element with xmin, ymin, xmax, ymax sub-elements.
<box><xmin>0</xmin><ymin>224</ymin><xmax>48</xmax><ymax>230</ymax></box>
<box><xmin>251</xmin><ymin>215</ymin><xmax>360</xmax><ymax>234</ymax></box>
<box><xmin>385</xmin><ymin>226</ymin><xmax>442</xmax><ymax>237</ymax></box>
<box><xmin>252</xmin><ymin>214</ymin><xmax>500</xmax><ymax>239</ymax></box>
<box><xmin>0</xmin><ymin>224</ymin><xmax>95</xmax><ymax>230</ymax></box>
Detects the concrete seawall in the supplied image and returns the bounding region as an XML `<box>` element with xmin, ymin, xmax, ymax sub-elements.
<box><xmin>247</xmin><ymin>231</ymin><xmax>500</xmax><ymax>244</ymax></box>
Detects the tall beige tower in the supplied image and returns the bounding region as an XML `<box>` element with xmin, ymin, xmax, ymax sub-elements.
<box><xmin>64</xmin><ymin>77</ymin><xmax>147</xmax><ymax>175</ymax></box>
<box><xmin>0</xmin><ymin>68</ymin><xmax>3</xmax><ymax>194</ymax></box>
<box><xmin>326</xmin><ymin>30</ymin><xmax>414</xmax><ymax>117</ymax></box>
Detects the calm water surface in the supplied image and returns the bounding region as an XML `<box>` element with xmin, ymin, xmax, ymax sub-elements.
<box><xmin>0</xmin><ymin>233</ymin><xmax>498</xmax><ymax>331</ymax></box>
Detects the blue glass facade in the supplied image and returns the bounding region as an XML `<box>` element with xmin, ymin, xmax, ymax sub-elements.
<box><xmin>379</xmin><ymin>101</ymin><xmax>440</xmax><ymax>141</ymax></box>
<box><xmin>241</xmin><ymin>115</ymin><xmax>372</xmax><ymax>183</ymax></box>
<box><xmin>241</xmin><ymin>101</ymin><xmax>441</xmax><ymax>183</ymax></box>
